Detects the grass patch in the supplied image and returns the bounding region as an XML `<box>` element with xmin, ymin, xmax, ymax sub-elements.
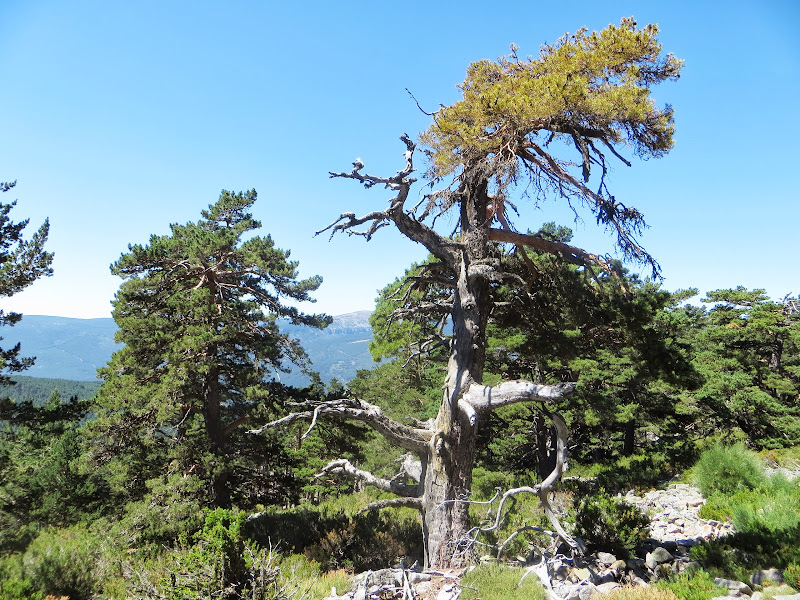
<box><xmin>654</xmin><ymin>570</ymin><xmax>728</xmax><ymax>600</ymax></box>
<box><xmin>275</xmin><ymin>553</ymin><xmax>352</xmax><ymax>599</ymax></box>
<box><xmin>606</xmin><ymin>586</ymin><xmax>679</xmax><ymax>600</ymax></box>
<box><xmin>460</xmin><ymin>563</ymin><xmax>545</xmax><ymax>600</ymax></box>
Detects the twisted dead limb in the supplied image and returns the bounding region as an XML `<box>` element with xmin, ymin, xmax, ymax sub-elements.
<box><xmin>460</xmin><ymin>411</ymin><xmax>584</xmax><ymax>558</ymax></box>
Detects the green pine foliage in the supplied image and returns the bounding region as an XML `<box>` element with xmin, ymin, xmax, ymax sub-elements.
<box><xmin>574</xmin><ymin>490</ymin><xmax>650</xmax><ymax>558</ymax></box>
<box><xmin>0</xmin><ymin>390</ymin><xmax>107</xmax><ymax>553</ymax></box>
<box><xmin>692</xmin><ymin>288</ymin><xmax>800</xmax><ymax>448</ymax></box>
<box><xmin>484</xmin><ymin>231</ymin><xmax>700</xmax><ymax>474</ymax></box>
<box><xmin>85</xmin><ymin>190</ymin><xmax>333</xmax><ymax>511</ymax></box>
<box><xmin>5</xmin><ymin>376</ymin><xmax>101</xmax><ymax>405</ymax></box>
<box><xmin>0</xmin><ymin>180</ymin><xmax>54</xmax><ymax>385</ymax></box>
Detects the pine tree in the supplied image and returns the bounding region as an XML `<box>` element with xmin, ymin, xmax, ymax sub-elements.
<box><xmin>88</xmin><ymin>190</ymin><xmax>331</xmax><ymax>508</ymax></box>
<box><xmin>0</xmin><ymin>180</ymin><xmax>53</xmax><ymax>383</ymax></box>
<box><xmin>253</xmin><ymin>19</ymin><xmax>683</xmax><ymax>568</ymax></box>
<box><xmin>693</xmin><ymin>288</ymin><xmax>800</xmax><ymax>448</ymax></box>
<box><xmin>0</xmin><ymin>390</ymin><xmax>102</xmax><ymax>552</ymax></box>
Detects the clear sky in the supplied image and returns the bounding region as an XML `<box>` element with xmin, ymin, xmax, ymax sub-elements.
<box><xmin>0</xmin><ymin>0</ymin><xmax>797</xmax><ymax>319</ymax></box>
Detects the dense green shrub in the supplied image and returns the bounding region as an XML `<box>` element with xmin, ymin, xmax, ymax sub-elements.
<box><xmin>574</xmin><ymin>490</ymin><xmax>650</xmax><ymax>558</ymax></box>
<box><xmin>730</xmin><ymin>482</ymin><xmax>800</xmax><ymax>537</ymax></box>
<box><xmin>785</xmin><ymin>564</ymin><xmax>800</xmax><ymax>589</ymax></box>
<box><xmin>20</xmin><ymin>524</ymin><xmax>102</xmax><ymax>600</ymax></box>
<box><xmin>692</xmin><ymin>443</ymin><xmax>767</xmax><ymax>497</ymax></box>
<box><xmin>248</xmin><ymin>502</ymin><xmax>422</xmax><ymax>572</ymax></box>
<box><xmin>130</xmin><ymin>508</ymin><xmax>285</xmax><ymax>600</ymax></box>
<box><xmin>0</xmin><ymin>554</ymin><xmax>43</xmax><ymax>600</ymax></box>
<box><xmin>654</xmin><ymin>570</ymin><xmax>727</xmax><ymax>600</ymax></box>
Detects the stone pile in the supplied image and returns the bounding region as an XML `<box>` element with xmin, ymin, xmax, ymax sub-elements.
<box><xmin>624</xmin><ymin>482</ymin><xmax>735</xmax><ymax>544</ymax></box>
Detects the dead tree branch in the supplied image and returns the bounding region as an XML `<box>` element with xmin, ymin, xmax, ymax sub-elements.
<box><xmin>246</xmin><ymin>397</ymin><xmax>433</xmax><ymax>453</ymax></box>
<box><xmin>461</xmin><ymin>411</ymin><xmax>583</xmax><ymax>556</ymax></box>
<box><xmin>317</xmin><ymin>458</ymin><xmax>420</xmax><ymax>498</ymax></box>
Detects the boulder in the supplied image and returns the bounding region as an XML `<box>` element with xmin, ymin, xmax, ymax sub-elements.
<box><xmin>645</xmin><ymin>547</ymin><xmax>674</xmax><ymax>570</ymax></box>
<box><xmin>596</xmin><ymin>552</ymin><xmax>617</xmax><ymax>565</ymax></box>
<box><xmin>751</xmin><ymin>568</ymin><xmax>784</xmax><ymax>586</ymax></box>
<box><xmin>714</xmin><ymin>577</ymin><xmax>753</xmax><ymax>597</ymax></box>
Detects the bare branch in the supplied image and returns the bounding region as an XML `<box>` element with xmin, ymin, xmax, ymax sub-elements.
<box><xmin>462</xmin><ymin>411</ymin><xmax>583</xmax><ymax>555</ymax></box>
<box><xmin>318</xmin><ymin>458</ymin><xmax>420</xmax><ymax>498</ymax></box>
<box><xmin>315</xmin><ymin>210</ymin><xmax>392</xmax><ymax>241</ymax></box>
<box><xmin>487</xmin><ymin>228</ymin><xmax>614</xmax><ymax>272</ymax></box>
<box><xmin>324</xmin><ymin>135</ymin><xmax>460</xmax><ymax>268</ymax></box>
<box><xmin>246</xmin><ymin>397</ymin><xmax>433</xmax><ymax>452</ymax></box>
<box><xmin>462</xmin><ymin>380</ymin><xmax>577</xmax><ymax>414</ymax></box>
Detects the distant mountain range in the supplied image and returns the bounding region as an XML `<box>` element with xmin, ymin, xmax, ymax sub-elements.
<box><xmin>3</xmin><ymin>312</ymin><xmax>377</xmax><ymax>386</ymax></box>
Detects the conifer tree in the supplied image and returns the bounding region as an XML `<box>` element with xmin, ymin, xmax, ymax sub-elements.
<box><xmin>0</xmin><ymin>180</ymin><xmax>53</xmax><ymax>383</ymax></box>
<box><xmin>89</xmin><ymin>190</ymin><xmax>331</xmax><ymax>508</ymax></box>
<box><xmin>693</xmin><ymin>288</ymin><xmax>800</xmax><ymax>448</ymax></box>
<box><xmin>0</xmin><ymin>391</ymin><xmax>101</xmax><ymax>552</ymax></box>
<box><xmin>252</xmin><ymin>19</ymin><xmax>682</xmax><ymax>568</ymax></box>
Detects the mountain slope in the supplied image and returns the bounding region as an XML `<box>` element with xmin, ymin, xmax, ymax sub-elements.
<box><xmin>3</xmin><ymin>312</ymin><xmax>376</xmax><ymax>386</ymax></box>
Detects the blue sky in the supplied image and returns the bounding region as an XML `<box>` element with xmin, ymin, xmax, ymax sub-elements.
<box><xmin>0</xmin><ymin>0</ymin><xmax>797</xmax><ymax>319</ymax></box>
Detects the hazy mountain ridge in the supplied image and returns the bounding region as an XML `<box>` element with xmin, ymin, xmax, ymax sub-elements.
<box><xmin>4</xmin><ymin>312</ymin><xmax>376</xmax><ymax>386</ymax></box>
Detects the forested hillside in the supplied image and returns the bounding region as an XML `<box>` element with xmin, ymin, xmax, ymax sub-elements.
<box><xmin>5</xmin><ymin>376</ymin><xmax>101</xmax><ymax>405</ymax></box>
<box><xmin>4</xmin><ymin>312</ymin><xmax>375</xmax><ymax>385</ymax></box>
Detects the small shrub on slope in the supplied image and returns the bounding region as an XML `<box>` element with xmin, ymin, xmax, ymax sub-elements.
<box><xmin>574</xmin><ymin>490</ymin><xmax>650</xmax><ymax>558</ymax></box>
<box><xmin>692</xmin><ymin>443</ymin><xmax>766</xmax><ymax>497</ymax></box>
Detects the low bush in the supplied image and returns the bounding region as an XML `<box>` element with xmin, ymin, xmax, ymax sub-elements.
<box><xmin>128</xmin><ymin>508</ymin><xmax>288</xmax><ymax>600</ymax></box>
<box><xmin>692</xmin><ymin>443</ymin><xmax>767</xmax><ymax>497</ymax></box>
<box><xmin>574</xmin><ymin>490</ymin><xmax>649</xmax><ymax>558</ymax></box>
<box><xmin>654</xmin><ymin>570</ymin><xmax>728</xmax><ymax>600</ymax></box>
<box><xmin>785</xmin><ymin>563</ymin><xmax>800</xmax><ymax>589</ymax></box>
<box><xmin>20</xmin><ymin>524</ymin><xmax>103</xmax><ymax>600</ymax></box>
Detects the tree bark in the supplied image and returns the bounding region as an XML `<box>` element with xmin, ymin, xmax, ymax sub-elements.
<box><xmin>205</xmin><ymin>359</ymin><xmax>231</xmax><ymax>508</ymax></box>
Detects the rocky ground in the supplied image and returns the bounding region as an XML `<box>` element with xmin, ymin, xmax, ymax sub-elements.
<box><xmin>323</xmin><ymin>477</ymin><xmax>800</xmax><ymax>600</ymax></box>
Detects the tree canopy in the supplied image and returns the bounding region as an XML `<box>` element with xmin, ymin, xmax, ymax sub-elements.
<box><xmin>0</xmin><ymin>180</ymin><xmax>53</xmax><ymax>384</ymax></box>
<box><xmin>88</xmin><ymin>190</ymin><xmax>332</xmax><ymax>509</ymax></box>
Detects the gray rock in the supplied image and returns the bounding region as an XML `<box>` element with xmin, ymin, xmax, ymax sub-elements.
<box><xmin>714</xmin><ymin>577</ymin><xmax>753</xmax><ymax>596</ymax></box>
<box><xmin>596</xmin><ymin>570</ymin><xmax>617</xmax><ymax>585</ymax></box>
<box><xmin>751</xmin><ymin>568</ymin><xmax>784</xmax><ymax>586</ymax></box>
<box><xmin>611</xmin><ymin>559</ymin><xmax>627</xmax><ymax>572</ymax></box>
<box><xmin>578</xmin><ymin>583</ymin><xmax>597</xmax><ymax>600</ymax></box>
<box><xmin>569</xmin><ymin>567</ymin><xmax>595</xmax><ymax>583</ymax></box>
<box><xmin>436</xmin><ymin>583</ymin><xmax>460</xmax><ymax>600</ymax></box>
<box><xmin>596</xmin><ymin>551</ymin><xmax>617</xmax><ymax>565</ymax></box>
<box><xmin>408</xmin><ymin>572</ymin><xmax>431</xmax><ymax>584</ymax></box>
<box><xmin>626</xmin><ymin>558</ymin><xmax>646</xmax><ymax>570</ymax></box>
<box><xmin>595</xmin><ymin>581</ymin><xmax>622</xmax><ymax>594</ymax></box>
<box><xmin>646</xmin><ymin>547</ymin><xmax>674</xmax><ymax>570</ymax></box>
